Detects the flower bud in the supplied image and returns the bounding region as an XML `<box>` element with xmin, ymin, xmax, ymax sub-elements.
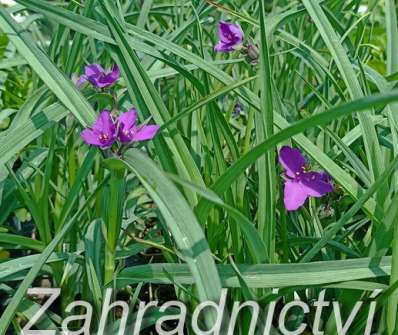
<box><xmin>242</xmin><ymin>42</ymin><xmax>259</xmax><ymax>66</ymax></box>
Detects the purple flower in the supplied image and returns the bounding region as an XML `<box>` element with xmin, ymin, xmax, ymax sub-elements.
<box><xmin>77</xmin><ymin>64</ymin><xmax>120</xmax><ymax>88</ymax></box>
<box><xmin>81</xmin><ymin>110</ymin><xmax>116</xmax><ymax>149</ymax></box>
<box><xmin>279</xmin><ymin>146</ymin><xmax>333</xmax><ymax>211</ymax></box>
<box><xmin>233</xmin><ymin>101</ymin><xmax>243</xmax><ymax>117</ymax></box>
<box><xmin>117</xmin><ymin>108</ymin><xmax>160</xmax><ymax>143</ymax></box>
<box><xmin>214</xmin><ymin>21</ymin><xmax>244</xmax><ymax>52</ymax></box>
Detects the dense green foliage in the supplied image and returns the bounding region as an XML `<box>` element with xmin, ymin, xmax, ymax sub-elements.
<box><xmin>0</xmin><ymin>0</ymin><xmax>398</xmax><ymax>333</ymax></box>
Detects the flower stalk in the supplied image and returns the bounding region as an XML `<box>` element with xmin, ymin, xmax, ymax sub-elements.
<box><xmin>103</xmin><ymin>165</ymin><xmax>125</xmax><ymax>285</ymax></box>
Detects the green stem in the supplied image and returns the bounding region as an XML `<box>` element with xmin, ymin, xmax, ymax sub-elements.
<box><xmin>95</xmin><ymin>156</ymin><xmax>105</xmax><ymax>218</ymax></box>
<box><xmin>104</xmin><ymin>167</ymin><xmax>125</xmax><ymax>285</ymax></box>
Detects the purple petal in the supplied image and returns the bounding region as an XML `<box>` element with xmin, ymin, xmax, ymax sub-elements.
<box><xmin>94</xmin><ymin>79</ymin><xmax>112</xmax><ymax>88</ymax></box>
<box><xmin>97</xmin><ymin>77</ymin><xmax>117</xmax><ymax>87</ymax></box>
<box><xmin>118</xmin><ymin>108</ymin><xmax>138</xmax><ymax>129</ymax></box>
<box><xmin>95</xmin><ymin>78</ymin><xmax>112</xmax><ymax>88</ymax></box>
<box><xmin>218</xmin><ymin>21</ymin><xmax>233</xmax><ymax>42</ymax></box>
<box><xmin>92</xmin><ymin>110</ymin><xmax>110</xmax><ymax>132</ymax></box>
<box><xmin>118</xmin><ymin>132</ymin><xmax>132</xmax><ymax>143</ymax></box>
<box><xmin>217</xmin><ymin>21</ymin><xmax>244</xmax><ymax>45</ymax></box>
<box><xmin>87</xmin><ymin>77</ymin><xmax>101</xmax><ymax>88</ymax></box>
<box><xmin>85</xmin><ymin>64</ymin><xmax>104</xmax><ymax>77</ymax></box>
<box><xmin>132</xmin><ymin>125</ymin><xmax>160</xmax><ymax>141</ymax></box>
<box><xmin>320</xmin><ymin>172</ymin><xmax>332</xmax><ymax>183</ymax></box>
<box><xmin>94</xmin><ymin>65</ymin><xmax>120</xmax><ymax>88</ymax></box>
<box><xmin>109</xmin><ymin>64</ymin><xmax>120</xmax><ymax>81</ymax></box>
<box><xmin>284</xmin><ymin>180</ymin><xmax>309</xmax><ymax>211</ymax></box>
<box><xmin>228</xmin><ymin>24</ymin><xmax>244</xmax><ymax>43</ymax></box>
<box><xmin>278</xmin><ymin>146</ymin><xmax>307</xmax><ymax>178</ymax></box>
<box><xmin>76</xmin><ymin>75</ymin><xmax>88</xmax><ymax>87</ymax></box>
<box><xmin>101</xmin><ymin>111</ymin><xmax>116</xmax><ymax>137</ymax></box>
<box><xmin>214</xmin><ymin>41</ymin><xmax>235</xmax><ymax>52</ymax></box>
<box><xmin>117</xmin><ymin>108</ymin><xmax>139</xmax><ymax>143</ymax></box>
<box><xmin>301</xmin><ymin>172</ymin><xmax>334</xmax><ymax>197</ymax></box>
<box><xmin>215</xmin><ymin>21</ymin><xmax>244</xmax><ymax>53</ymax></box>
<box><xmin>92</xmin><ymin>111</ymin><xmax>116</xmax><ymax>141</ymax></box>
<box><xmin>81</xmin><ymin>129</ymin><xmax>102</xmax><ymax>146</ymax></box>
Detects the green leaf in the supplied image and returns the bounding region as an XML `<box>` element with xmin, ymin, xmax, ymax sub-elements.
<box><xmin>258</xmin><ymin>0</ymin><xmax>277</xmax><ymax>260</ymax></box>
<box><xmin>0</xmin><ymin>103</ymin><xmax>68</xmax><ymax>166</ymax></box>
<box><xmin>0</xmin><ymin>253</ymin><xmax>69</xmax><ymax>281</ymax></box>
<box><xmin>121</xmin><ymin>149</ymin><xmax>222</xmax><ymax>325</ymax></box>
<box><xmin>117</xmin><ymin>257</ymin><xmax>392</xmax><ymax>288</ymax></box>
<box><xmin>0</xmin><ymin>234</ymin><xmax>45</xmax><ymax>253</ymax></box>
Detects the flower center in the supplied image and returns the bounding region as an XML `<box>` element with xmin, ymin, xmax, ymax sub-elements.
<box><xmin>122</xmin><ymin>128</ymin><xmax>136</xmax><ymax>137</ymax></box>
<box><xmin>294</xmin><ymin>165</ymin><xmax>311</xmax><ymax>180</ymax></box>
<box><xmin>98</xmin><ymin>133</ymin><xmax>109</xmax><ymax>143</ymax></box>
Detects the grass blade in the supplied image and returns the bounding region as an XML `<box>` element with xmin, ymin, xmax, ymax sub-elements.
<box><xmin>119</xmin><ymin>149</ymin><xmax>222</xmax><ymax>326</ymax></box>
<box><xmin>117</xmin><ymin>257</ymin><xmax>392</xmax><ymax>288</ymax></box>
<box><xmin>258</xmin><ymin>0</ymin><xmax>277</xmax><ymax>261</ymax></box>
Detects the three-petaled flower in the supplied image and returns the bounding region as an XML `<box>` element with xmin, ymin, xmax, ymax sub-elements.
<box><xmin>117</xmin><ymin>108</ymin><xmax>160</xmax><ymax>143</ymax></box>
<box><xmin>214</xmin><ymin>21</ymin><xmax>244</xmax><ymax>52</ymax></box>
<box><xmin>77</xmin><ymin>64</ymin><xmax>120</xmax><ymax>88</ymax></box>
<box><xmin>81</xmin><ymin>108</ymin><xmax>160</xmax><ymax>149</ymax></box>
<box><xmin>279</xmin><ymin>146</ymin><xmax>333</xmax><ymax>211</ymax></box>
<box><xmin>81</xmin><ymin>110</ymin><xmax>116</xmax><ymax>149</ymax></box>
